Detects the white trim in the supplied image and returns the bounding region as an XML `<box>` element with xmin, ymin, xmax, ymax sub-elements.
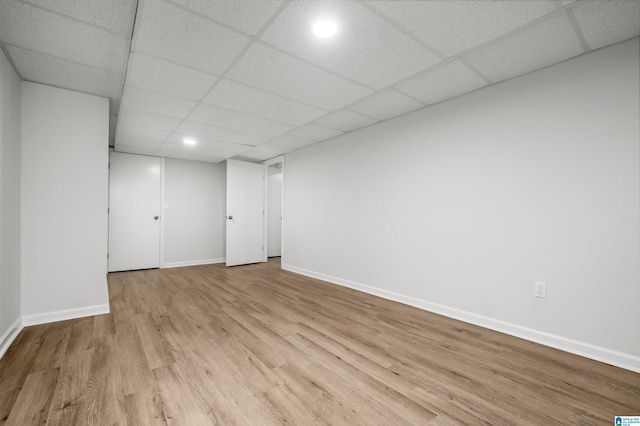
<box><xmin>282</xmin><ymin>263</ymin><xmax>640</xmax><ymax>374</ymax></box>
<box><xmin>263</xmin><ymin>156</ymin><xmax>285</xmax><ymax>167</ymax></box>
<box><xmin>159</xmin><ymin>157</ymin><xmax>166</xmax><ymax>268</ymax></box>
<box><xmin>263</xmin><ymin>156</ymin><xmax>285</xmax><ymax>261</ymax></box>
<box><xmin>262</xmin><ymin>163</ymin><xmax>268</xmax><ymax>262</ymax></box>
<box><xmin>280</xmin><ymin>157</ymin><xmax>285</xmax><ymax>262</ymax></box>
<box><xmin>0</xmin><ymin>317</ymin><xmax>24</xmax><ymax>360</ymax></box>
<box><xmin>21</xmin><ymin>304</ymin><xmax>110</xmax><ymax>327</ymax></box>
<box><xmin>162</xmin><ymin>258</ymin><xmax>225</xmax><ymax>269</ymax></box>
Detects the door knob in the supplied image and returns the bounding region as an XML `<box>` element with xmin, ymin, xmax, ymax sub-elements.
<box><xmin>154</xmin><ymin>216</ymin><xmax>159</xmax><ymax>220</ymax></box>
<box><xmin>227</xmin><ymin>215</ymin><xmax>233</xmax><ymax>220</ymax></box>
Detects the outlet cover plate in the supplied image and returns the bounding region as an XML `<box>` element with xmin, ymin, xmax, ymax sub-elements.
<box><xmin>535</xmin><ymin>282</ymin><xmax>547</xmax><ymax>299</ymax></box>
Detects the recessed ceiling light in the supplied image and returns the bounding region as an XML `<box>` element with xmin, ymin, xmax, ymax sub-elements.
<box><xmin>312</xmin><ymin>20</ymin><xmax>337</xmax><ymax>38</ymax></box>
<box><xmin>183</xmin><ymin>138</ymin><xmax>196</xmax><ymax>146</ymax></box>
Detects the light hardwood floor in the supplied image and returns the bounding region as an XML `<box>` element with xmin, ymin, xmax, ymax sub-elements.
<box><xmin>1</xmin><ymin>258</ymin><xmax>638</xmax><ymax>425</ymax></box>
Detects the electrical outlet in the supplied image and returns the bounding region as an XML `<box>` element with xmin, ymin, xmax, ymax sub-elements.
<box><xmin>535</xmin><ymin>282</ymin><xmax>547</xmax><ymax>299</ymax></box>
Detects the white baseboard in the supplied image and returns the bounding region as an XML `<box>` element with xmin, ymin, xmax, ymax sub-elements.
<box><xmin>0</xmin><ymin>317</ymin><xmax>24</xmax><ymax>360</ymax></box>
<box><xmin>282</xmin><ymin>263</ymin><xmax>640</xmax><ymax>374</ymax></box>
<box><xmin>162</xmin><ymin>258</ymin><xmax>225</xmax><ymax>269</ymax></box>
<box><xmin>21</xmin><ymin>304</ymin><xmax>111</xmax><ymax>327</ymax></box>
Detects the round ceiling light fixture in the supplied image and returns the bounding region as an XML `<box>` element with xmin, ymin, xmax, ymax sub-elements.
<box><xmin>312</xmin><ymin>19</ymin><xmax>337</xmax><ymax>38</ymax></box>
<box><xmin>183</xmin><ymin>138</ymin><xmax>197</xmax><ymax>146</ymax></box>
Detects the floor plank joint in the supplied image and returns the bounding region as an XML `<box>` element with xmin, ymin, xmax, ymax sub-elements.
<box><xmin>1</xmin><ymin>258</ymin><xmax>638</xmax><ymax>425</ymax></box>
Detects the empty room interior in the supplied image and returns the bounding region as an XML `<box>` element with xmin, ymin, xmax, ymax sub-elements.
<box><xmin>1</xmin><ymin>0</ymin><xmax>639</xmax><ymax>424</ymax></box>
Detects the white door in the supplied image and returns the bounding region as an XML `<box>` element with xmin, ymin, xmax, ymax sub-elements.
<box><xmin>108</xmin><ymin>152</ymin><xmax>162</xmax><ymax>272</ymax></box>
<box><xmin>226</xmin><ymin>159</ymin><xmax>265</xmax><ymax>266</ymax></box>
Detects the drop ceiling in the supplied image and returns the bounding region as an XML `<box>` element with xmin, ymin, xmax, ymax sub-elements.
<box><xmin>1</xmin><ymin>0</ymin><xmax>638</xmax><ymax>164</ymax></box>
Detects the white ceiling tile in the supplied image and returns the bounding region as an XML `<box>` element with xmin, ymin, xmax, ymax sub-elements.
<box><xmin>232</xmin><ymin>149</ymin><xmax>279</xmax><ymax>161</ymax></box>
<box><xmin>189</xmin><ymin>103</ymin><xmax>293</xmax><ymax>137</ymax></box>
<box><xmin>115</xmin><ymin>133</ymin><xmax>166</xmax><ymax>149</ymax></box>
<box><xmin>250</xmin><ymin>144</ymin><xmax>295</xmax><ymax>155</ymax></box>
<box><xmin>115</xmin><ymin>145</ymin><xmax>159</xmax><ymax>156</ymax></box>
<box><xmin>118</xmin><ymin>108</ymin><xmax>182</xmax><ymax>132</ymax></box>
<box><xmin>313</xmin><ymin>109</ymin><xmax>378</xmax><ymax>132</ymax></box>
<box><xmin>127</xmin><ymin>53</ymin><xmax>218</xmax><ymax>100</ymax></box>
<box><xmin>157</xmin><ymin>142</ymin><xmax>234</xmax><ymax>160</ymax></box>
<box><xmin>175</xmin><ymin>120</ymin><xmax>269</xmax><ymax>146</ymax></box>
<box><xmin>22</xmin><ymin>0</ymin><xmax>137</xmax><ymax>36</ymax></box>
<box><xmin>0</xmin><ymin>1</ymin><xmax>129</xmax><ymax>73</ymax></box>
<box><xmin>346</xmin><ymin>88</ymin><xmax>424</xmax><ymax>121</ymax></box>
<box><xmin>204</xmin><ymin>78</ymin><xmax>327</xmax><ymax>126</ymax></box>
<box><xmin>133</xmin><ymin>0</ymin><xmax>251</xmax><ymax>74</ymax></box>
<box><xmin>9</xmin><ymin>0</ymin><xmax>635</xmax><ymax>165</ymax></box>
<box><xmin>5</xmin><ymin>45</ymin><xmax>122</xmax><ymax>99</ymax></box>
<box><xmin>166</xmin><ymin>133</ymin><xmax>250</xmax><ymax>153</ymax></box>
<box><xmin>259</xmin><ymin>0</ymin><xmax>440</xmax><ymax>88</ymax></box>
<box><xmin>464</xmin><ymin>11</ymin><xmax>584</xmax><ymax>83</ymax></box>
<box><xmin>121</xmin><ymin>86</ymin><xmax>197</xmax><ymax>118</ymax></box>
<box><xmin>155</xmin><ymin>149</ymin><xmax>226</xmax><ymax>163</ymax></box>
<box><xmin>369</xmin><ymin>1</ymin><xmax>557</xmax><ymax>57</ymax></box>
<box><xmin>267</xmin><ymin>134</ymin><xmax>317</xmax><ymax>149</ymax></box>
<box><xmin>571</xmin><ymin>0</ymin><xmax>640</xmax><ymax>51</ymax></box>
<box><xmin>230</xmin><ymin>155</ymin><xmax>262</xmax><ymax>163</ymax></box>
<box><xmin>288</xmin><ymin>123</ymin><xmax>344</xmax><ymax>141</ymax></box>
<box><xmin>168</xmin><ymin>0</ymin><xmax>285</xmax><ymax>35</ymax></box>
<box><xmin>395</xmin><ymin>59</ymin><xmax>489</xmax><ymax>105</ymax></box>
<box><xmin>116</xmin><ymin>123</ymin><xmax>170</xmax><ymax>142</ymax></box>
<box><xmin>226</xmin><ymin>43</ymin><xmax>372</xmax><ymax>110</ymax></box>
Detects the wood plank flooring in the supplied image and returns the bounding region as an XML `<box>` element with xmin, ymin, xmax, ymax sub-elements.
<box><xmin>1</xmin><ymin>258</ymin><xmax>639</xmax><ymax>425</ymax></box>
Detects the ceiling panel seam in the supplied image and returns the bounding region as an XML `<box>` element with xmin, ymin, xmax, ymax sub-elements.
<box><xmin>357</xmin><ymin>0</ymin><xmax>447</xmax><ymax>61</ymax></box>
<box><xmin>251</xmin><ymin>38</ymin><xmax>376</xmax><ymax>91</ymax></box>
<box><xmin>161</xmin><ymin>0</ymin><xmax>269</xmax><ymax>39</ymax></box>
<box><xmin>127</xmin><ymin>51</ymin><xmax>220</xmax><ymax>78</ymax></box>
<box><xmin>0</xmin><ymin>41</ymin><xmax>24</xmax><ymax>80</ymax></box>
<box><xmin>192</xmin><ymin>103</ymin><xmax>311</xmax><ymax>129</ymax></box>
<box><xmin>161</xmin><ymin>40</ymin><xmax>258</xmax><ymax>142</ymax></box>
<box><xmin>457</xmin><ymin>58</ymin><xmax>494</xmax><ymax>85</ymax></box>
<box><xmin>443</xmin><ymin>5</ymin><xmax>578</xmax><ymax>60</ymax></box>
<box><xmin>115</xmin><ymin>0</ymin><xmax>143</xmax><ymax>147</ymax></box>
<box><xmin>5</xmin><ymin>43</ymin><xmax>125</xmax><ymax>77</ymax></box>
<box><xmin>14</xmin><ymin>0</ymin><xmax>135</xmax><ymax>38</ymax></box>
<box><xmin>218</xmin><ymin>77</ymin><xmax>331</xmax><ymax>114</ymax></box>
<box><xmin>342</xmin><ymin>87</ymin><xmax>426</xmax><ymax>121</ymax></box>
<box><xmin>565</xmin><ymin>7</ymin><xmax>592</xmax><ymax>53</ymax></box>
<box><xmin>252</xmin><ymin>0</ymin><xmax>291</xmax><ymax>39</ymax></box>
<box><xmin>385</xmin><ymin>4</ymin><xmax>586</xmax><ymax>93</ymax></box>
<box><xmin>386</xmin><ymin>56</ymin><xmax>490</xmax><ymax>101</ymax></box>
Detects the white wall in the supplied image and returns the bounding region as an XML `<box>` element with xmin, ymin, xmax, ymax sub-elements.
<box><xmin>268</xmin><ymin>169</ymin><xmax>283</xmax><ymax>257</ymax></box>
<box><xmin>0</xmin><ymin>48</ymin><xmax>22</xmax><ymax>355</ymax></box>
<box><xmin>163</xmin><ymin>158</ymin><xmax>226</xmax><ymax>267</ymax></box>
<box><xmin>21</xmin><ymin>82</ymin><xmax>109</xmax><ymax>324</ymax></box>
<box><xmin>284</xmin><ymin>38</ymin><xmax>640</xmax><ymax>371</ymax></box>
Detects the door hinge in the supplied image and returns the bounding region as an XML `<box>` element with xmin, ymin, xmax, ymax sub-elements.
<box><xmin>107</xmin><ymin>253</ymin><xmax>109</xmax><ymax>260</ymax></box>
<box><xmin>107</xmin><ymin>208</ymin><xmax>109</xmax><ymax>214</ymax></box>
<box><xmin>262</xmin><ymin>246</ymin><xmax>264</xmax><ymax>251</ymax></box>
